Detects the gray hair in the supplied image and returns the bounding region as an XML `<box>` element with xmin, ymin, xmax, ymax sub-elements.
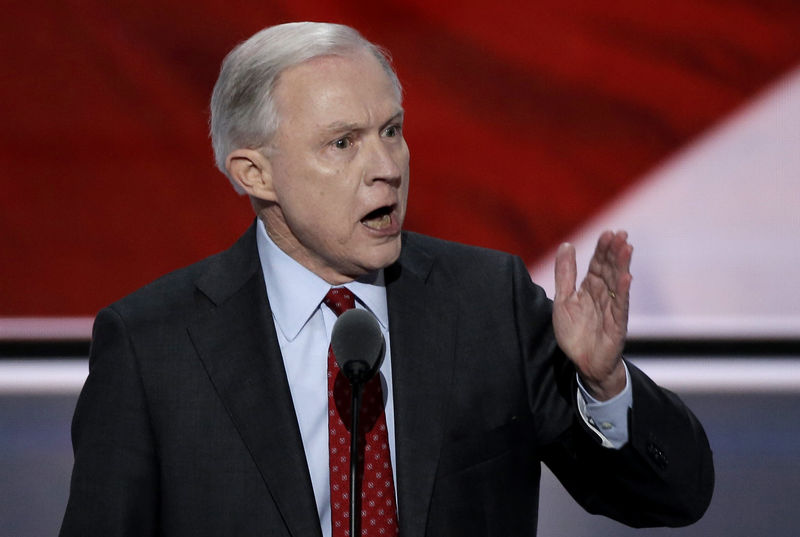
<box><xmin>210</xmin><ymin>22</ymin><xmax>402</xmax><ymax>193</ymax></box>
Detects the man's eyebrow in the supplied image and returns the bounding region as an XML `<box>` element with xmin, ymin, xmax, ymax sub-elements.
<box><xmin>321</xmin><ymin>110</ymin><xmax>405</xmax><ymax>135</ymax></box>
<box><xmin>321</xmin><ymin>121</ymin><xmax>361</xmax><ymax>134</ymax></box>
<box><xmin>378</xmin><ymin>110</ymin><xmax>405</xmax><ymax>131</ymax></box>
<box><xmin>386</xmin><ymin>109</ymin><xmax>405</xmax><ymax>124</ymax></box>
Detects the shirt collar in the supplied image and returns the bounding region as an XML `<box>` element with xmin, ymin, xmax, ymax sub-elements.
<box><xmin>255</xmin><ymin>219</ymin><xmax>389</xmax><ymax>341</ymax></box>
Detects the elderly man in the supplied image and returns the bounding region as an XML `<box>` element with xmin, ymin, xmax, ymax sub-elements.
<box><xmin>60</xmin><ymin>22</ymin><xmax>713</xmax><ymax>537</ymax></box>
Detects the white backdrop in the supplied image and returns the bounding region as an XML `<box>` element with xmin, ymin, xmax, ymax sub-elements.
<box><xmin>532</xmin><ymin>65</ymin><xmax>800</xmax><ymax>339</ymax></box>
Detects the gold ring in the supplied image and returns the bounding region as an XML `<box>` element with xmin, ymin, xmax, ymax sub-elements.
<box><xmin>608</xmin><ymin>289</ymin><xmax>616</xmax><ymax>299</ymax></box>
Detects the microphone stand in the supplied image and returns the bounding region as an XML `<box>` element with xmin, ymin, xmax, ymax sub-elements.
<box><xmin>349</xmin><ymin>381</ymin><xmax>364</xmax><ymax>537</ymax></box>
<box><xmin>331</xmin><ymin>308</ymin><xmax>385</xmax><ymax>537</ymax></box>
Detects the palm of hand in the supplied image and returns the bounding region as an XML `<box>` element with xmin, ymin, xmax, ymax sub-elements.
<box><xmin>552</xmin><ymin>231</ymin><xmax>633</xmax><ymax>399</ymax></box>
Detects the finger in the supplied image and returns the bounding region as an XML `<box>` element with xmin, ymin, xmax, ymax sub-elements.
<box><xmin>608</xmin><ymin>233</ymin><xmax>633</xmax><ymax>291</ymax></box>
<box><xmin>608</xmin><ymin>230</ymin><xmax>631</xmax><ymax>270</ymax></box>
<box><xmin>585</xmin><ymin>231</ymin><xmax>632</xmax><ymax>306</ymax></box>
<box><xmin>608</xmin><ymin>241</ymin><xmax>633</xmax><ymax>324</ymax></box>
<box><xmin>616</xmin><ymin>243</ymin><xmax>633</xmax><ymax>299</ymax></box>
<box><xmin>554</xmin><ymin>242</ymin><xmax>577</xmax><ymax>302</ymax></box>
<box><xmin>597</xmin><ymin>231</ymin><xmax>631</xmax><ymax>283</ymax></box>
<box><xmin>587</xmin><ymin>230</ymin><xmax>615</xmax><ymax>277</ymax></box>
<box><xmin>609</xmin><ymin>271</ymin><xmax>633</xmax><ymax>327</ymax></box>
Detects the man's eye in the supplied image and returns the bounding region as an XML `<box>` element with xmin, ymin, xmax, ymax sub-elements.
<box><xmin>333</xmin><ymin>137</ymin><xmax>352</xmax><ymax>149</ymax></box>
<box><xmin>383</xmin><ymin>125</ymin><xmax>401</xmax><ymax>138</ymax></box>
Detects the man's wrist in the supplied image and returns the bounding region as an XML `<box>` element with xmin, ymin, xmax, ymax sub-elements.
<box><xmin>576</xmin><ymin>362</ymin><xmax>633</xmax><ymax>449</ymax></box>
<box><xmin>579</xmin><ymin>359</ymin><xmax>627</xmax><ymax>401</ymax></box>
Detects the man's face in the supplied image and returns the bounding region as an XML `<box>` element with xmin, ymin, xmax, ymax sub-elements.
<box><xmin>263</xmin><ymin>50</ymin><xmax>410</xmax><ymax>284</ymax></box>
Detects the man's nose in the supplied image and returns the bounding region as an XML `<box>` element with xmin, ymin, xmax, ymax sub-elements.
<box><xmin>364</xmin><ymin>138</ymin><xmax>402</xmax><ymax>185</ymax></box>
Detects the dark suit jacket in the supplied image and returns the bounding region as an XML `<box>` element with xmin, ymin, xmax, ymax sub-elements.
<box><xmin>60</xmin><ymin>224</ymin><xmax>713</xmax><ymax>536</ymax></box>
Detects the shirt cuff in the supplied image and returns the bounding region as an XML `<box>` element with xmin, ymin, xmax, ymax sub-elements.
<box><xmin>575</xmin><ymin>362</ymin><xmax>632</xmax><ymax>449</ymax></box>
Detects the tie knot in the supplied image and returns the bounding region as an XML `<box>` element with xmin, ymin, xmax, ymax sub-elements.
<box><xmin>323</xmin><ymin>287</ymin><xmax>356</xmax><ymax>317</ymax></box>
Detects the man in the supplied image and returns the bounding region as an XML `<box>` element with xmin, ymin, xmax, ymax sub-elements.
<box><xmin>60</xmin><ymin>22</ymin><xmax>713</xmax><ymax>536</ymax></box>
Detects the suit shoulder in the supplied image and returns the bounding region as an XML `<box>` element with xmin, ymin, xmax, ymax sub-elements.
<box><xmin>106</xmin><ymin>253</ymin><xmax>217</xmax><ymax>321</ymax></box>
<box><xmin>105</xmin><ymin>224</ymin><xmax>258</xmax><ymax>325</ymax></box>
<box><xmin>402</xmin><ymin>231</ymin><xmax>521</xmax><ymax>269</ymax></box>
<box><xmin>106</xmin><ymin>225</ymin><xmax>260</xmax><ymax>317</ymax></box>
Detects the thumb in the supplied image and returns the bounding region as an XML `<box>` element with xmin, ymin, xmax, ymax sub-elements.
<box><xmin>554</xmin><ymin>242</ymin><xmax>577</xmax><ymax>302</ymax></box>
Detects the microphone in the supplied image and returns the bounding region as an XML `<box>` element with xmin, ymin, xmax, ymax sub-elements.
<box><xmin>331</xmin><ymin>308</ymin><xmax>385</xmax><ymax>386</ymax></box>
<box><xmin>330</xmin><ymin>308</ymin><xmax>386</xmax><ymax>537</ymax></box>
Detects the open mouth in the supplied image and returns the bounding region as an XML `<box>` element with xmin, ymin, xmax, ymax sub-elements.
<box><xmin>360</xmin><ymin>205</ymin><xmax>394</xmax><ymax>231</ymax></box>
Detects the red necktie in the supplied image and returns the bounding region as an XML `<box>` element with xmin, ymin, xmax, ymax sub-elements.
<box><xmin>324</xmin><ymin>287</ymin><xmax>399</xmax><ymax>537</ymax></box>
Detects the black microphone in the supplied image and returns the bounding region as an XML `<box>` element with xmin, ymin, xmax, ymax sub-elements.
<box><xmin>331</xmin><ymin>308</ymin><xmax>385</xmax><ymax>386</ymax></box>
<box><xmin>330</xmin><ymin>308</ymin><xmax>386</xmax><ymax>537</ymax></box>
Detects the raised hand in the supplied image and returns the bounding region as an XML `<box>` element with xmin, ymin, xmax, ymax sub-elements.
<box><xmin>552</xmin><ymin>230</ymin><xmax>633</xmax><ymax>400</ymax></box>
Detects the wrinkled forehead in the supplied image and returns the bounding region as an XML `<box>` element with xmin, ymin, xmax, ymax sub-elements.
<box><xmin>276</xmin><ymin>48</ymin><xmax>399</xmax><ymax>97</ymax></box>
<box><xmin>271</xmin><ymin>51</ymin><xmax>402</xmax><ymax>132</ymax></box>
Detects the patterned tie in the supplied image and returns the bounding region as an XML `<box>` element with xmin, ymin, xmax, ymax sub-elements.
<box><xmin>324</xmin><ymin>287</ymin><xmax>399</xmax><ymax>537</ymax></box>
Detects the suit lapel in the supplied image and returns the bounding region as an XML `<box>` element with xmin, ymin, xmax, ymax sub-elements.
<box><xmin>187</xmin><ymin>224</ymin><xmax>322</xmax><ymax>537</ymax></box>
<box><xmin>184</xmin><ymin>227</ymin><xmax>457</xmax><ymax>537</ymax></box>
<box><xmin>387</xmin><ymin>234</ymin><xmax>458</xmax><ymax>537</ymax></box>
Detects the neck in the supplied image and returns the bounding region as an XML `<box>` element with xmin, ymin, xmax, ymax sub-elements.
<box><xmin>255</xmin><ymin>204</ymin><xmax>361</xmax><ymax>286</ymax></box>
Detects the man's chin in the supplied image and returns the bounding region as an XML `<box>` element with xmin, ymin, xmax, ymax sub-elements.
<box><xmin>361</xmin><ymin>237</ymin><xmax>402</xmax><ymax>272</ymax></box>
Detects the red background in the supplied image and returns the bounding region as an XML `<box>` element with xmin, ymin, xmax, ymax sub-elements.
<box><xmin>3</xmin><ymin>1</ymin><xmax>799</xmax><ymax>316</ymax></box>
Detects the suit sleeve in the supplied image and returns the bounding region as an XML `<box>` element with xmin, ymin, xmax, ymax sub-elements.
<box><xmin>59</xmin><ymin>307</ymin><xmax>159</xmax><ymax>537</ymax></box>
<box><xmin>511</xmin><ymin>255</ymin><xmax>714</xmax><ymax>528</ymax></box>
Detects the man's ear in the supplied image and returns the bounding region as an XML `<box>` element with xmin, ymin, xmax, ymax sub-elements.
<box><xmin>226</xmin><ymin>149</ymin><xmax>276</xmax><ymax>202</ymax></box>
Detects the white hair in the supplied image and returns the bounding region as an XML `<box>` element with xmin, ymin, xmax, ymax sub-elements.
<box><xmin>209</xmin><ymin>22</ymin><xmax>402</xmax><ymax>193</ymax></box>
